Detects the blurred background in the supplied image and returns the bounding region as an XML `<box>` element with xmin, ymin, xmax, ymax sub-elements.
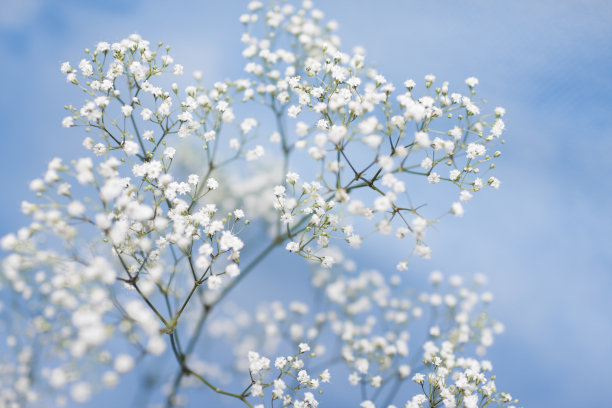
<box><xmin>1</xmin><ymin>0</ymin><xmax>611</xmax><ymax>406</ymax></box>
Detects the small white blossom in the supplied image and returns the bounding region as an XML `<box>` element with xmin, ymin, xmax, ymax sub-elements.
<box><xmin>207</xmin><ymin>178</ymin><xmax>219</xmax><ymax>190</ymax></box>
<box><xmin>121</xmin><ymin>105</ymin><xmax>133</xmax><ymax>117</ymax></box>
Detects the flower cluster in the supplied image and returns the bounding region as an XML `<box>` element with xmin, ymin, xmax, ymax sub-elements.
<box><xmin>0</xmin><ymin>1</ymin><xmax>515</xmax><ymax>407</ymax></box>
<box><xmin>1</xmin><ymin>33</ymin><xmax>254</xmax><ymax>406</ymax></box>
<box><xmin>247</xmin><ymin>344</ymin><xmax>330</xmax><ymax>407</ymax></box>
<box><xmin>206</xmin><ymin>250</ymin><xmax>515</xmax><ymax>408</ymax></box>
<box><xmin>237</xmin><ymin>1</ymin><xmax>506</xmax><ymax>266</ymax></box>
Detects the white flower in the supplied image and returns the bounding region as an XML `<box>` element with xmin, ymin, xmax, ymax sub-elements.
<box><xmin>460</xmin><ymin>190</ymin><xmax>473</xmax><ymax>201</ymax></box>
<box><xmin>398</xmin><ymin>365</ymin><xmax>411</xmax><ymax>379</ymax></box>
<box><xmin>328</xmin><ymin>125</ymin><xmax>347</xmax><ymax>144</ymax></box>
<box><xmin>71</xmin><ymin>382</ymin><xmax>92</xmax><ymax>402</ymax></box>
<box><xmin>229</xmin><ymin>138</ymin><xmax>240</xmax><ymax>150</ymax></box>
<box><xmin>78</xmin><ymin>59</ymin><xmax>93</xmax><ymax>76</ymax></box>
<box><xmin>163</xmin><ymin>147</ymin><xmax>176</xmax><ymax>160</ymax></box>
<box><xmin>421</xmin><ymin>157</ymin><xmax>433</xmax><ymax>170</ymax></box>
<box><xmin>273</xmin><ymin>185</ymin><xmax>286</xmax><ymax>196</ymax></box>
<box><xmin>96</xmin><ymin>41</ymin><xmax>110</xmax><ymax>52</ymax></box>
<box><xmin>93</xmin><ymin>143</ymin><xmax>107</xmax><ymax>156</ymax></box>
<box><xmin>286</xmin><ymin>172</ymin><xmax>300</xmax><ymax>184</ymax></box>
<box><xmin>62</xmin><ymin>116</ymin><xmax>74</xmax><ymax>128</ymax></box>
<box><xmin>147</xmin><ymin>336</ymin><xmax>166</xmax><ymax>355</ymax></box>
<box><xmin>491</xmin><ymin>119</ymin><xmax>505</xmax><ymax>137</ymax></box>
<box><xmin>204</xmin><ymin>130</ymin><xmax>216</xmax><ymax>141</ymax></box>
<box><xmin>465</xmin><ymin>76</ymin><xmax>479</xmax><ymax>88</ymax></box>
<box><xmin>60</xmin><ymin>61</ymin><xmax>72</xmax><ymax>74</ymax></box>
<box><xmin>414</xmin><ymin>131</ymin><xmax>430</xmax><ymax>148</ymax></box>
<box><xmin>114</xmin><ymin>354</ymin><xmax>135</xmax><ymax>373</ymax></box>
<box><xmin>331</xmin><ymin>65</ymin><xmax>348</xmax><ymax>82</ymax></box>
<box><xmin>123</xmin><ymin>141</ymin><xmax>139</xmax><ymax>156</ymax></box>
<box><xmin>288</xmin><ymin>105</ymin><xmax>301</xmax><ymax>118</ymax></box>
<box><xmin>488</xmin><ymin>176</ymin><xmax>501</xmax><ymax>189</ymax></box>
<box><xmin>286</xmin><ymin>242</ymin><xmax>299</xmax><ymax>252</ymax></box>
<box><xmin>321</xmin><ymin>256</ymin><xmax>334</xmax><ymax>268</ymax></box>
<box><xmin>451</xmin><ymin>202</ymin><xmax>464</xmax><ymax>217</ymax></box>
<box><xmin>121</xmin><ymin>105</ymin><xmax>133</xmax><ymax>117</ymax></box>
<box><xmin>207</xmin><ymin>178</ymin><xmax>219</xmax><ymax>190</ymax></box>
<box><xmin>248</xmin><ymin>351</ymin><xmax>270</xmax><ymax>374</ymax></box>
<box><xmin>246</xmin><ymin>145</ymin><xmax>264</xmax><ymax>161</ymax></box>
<box><xmin>141</xmin><ymin>108</ymin><xmax>153</xmax><ymax>121</ymax></box>
<box><xmin>414</xmin><ymin>244</ymin><xmax>431</xmax><ymax>259</ymax></box>
<box><xmin>355</xmin><ymin>358</ymin><xmax>369</xmax><ymax>374</ymax></box>
<box><xmin>67</xmin><ymin>201</ymin><xmax>85</xmax><ymax>217</ymax></box>
<box><xmin>348</xmin><ymin>372</ymin><xmax>361</xmax><ymax>386</ymax></box>
<box><xmin>240</xmin><ymin>118</ymin><xmax>258</xmax><ymax>134</ymax></box>
<box><xmin>466</xmin><ymin>143</ymin><xmax>486</xmax><ymax>159</ymax></box>
<box><xmin>225</xmin><ymin>264</ymin><xmax>240</xmax><ymax>277</ymax></box>
<box><xmin>207</xmin><ymin>275</ymin><xmax>222</xmax><ymax>290</ymax></box>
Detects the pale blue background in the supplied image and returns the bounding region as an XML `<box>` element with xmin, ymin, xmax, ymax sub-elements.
<box><xmin>1</xmin><ymin>0</ymin><xmax>611</xmax><ymax>407</ymax></box>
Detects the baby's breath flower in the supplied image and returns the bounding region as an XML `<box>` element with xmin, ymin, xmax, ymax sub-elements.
<box><xmin>0</xmin><ymin>7</ymin><xmax>512</xmax><ymax>408</ymax></box>
<box><xmin>207</xmin><ymin>177</ymin><xmax>219</xmax><ymax>190</ymax></box>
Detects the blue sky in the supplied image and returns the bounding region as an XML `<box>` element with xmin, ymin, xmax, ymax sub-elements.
<box><xmin>1</xmin><ymin>0</ymin><xmax>611</xmax><ymax>407</ymax></box>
